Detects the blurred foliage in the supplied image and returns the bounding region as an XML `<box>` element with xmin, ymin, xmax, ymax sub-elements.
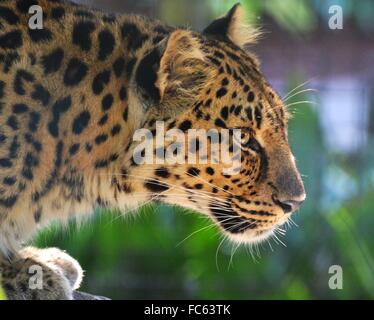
<box><xmin>160</xmin><ymin>0</ymin><xmax>374</xmax><ymax>34</ymax></box>
<box><xmin>0</xmin><ymin>278</ymin><xmax>6</xmax><ymax>300</ymax></box>
<box><xmin>262</xmin><ymin>0</ymin><xmax>316</xmax><ymax>34</ymax></box>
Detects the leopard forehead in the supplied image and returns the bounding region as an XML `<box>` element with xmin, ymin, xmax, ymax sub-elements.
<box><xmin>194</xmin><ymin>41</ymin><xmax>288</xmax><ymax>134</ymax></box>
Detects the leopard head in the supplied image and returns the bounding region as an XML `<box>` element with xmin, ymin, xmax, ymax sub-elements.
<box><xmin>127</xmin><ymin>4</ymin><xmax>305</xmax><ymax>244</ymax></box>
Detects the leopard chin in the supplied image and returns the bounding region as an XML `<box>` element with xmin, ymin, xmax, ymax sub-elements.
<box><xmin>224</xmin><ymin>225</ymin><xmax>282</xmax><ymax>245</ymax></box>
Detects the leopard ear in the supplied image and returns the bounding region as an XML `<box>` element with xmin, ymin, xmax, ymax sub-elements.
<box><xmin>203</xmin><ymin>3</ymin><xmax>260</xmax><ymax>47</ymax></box>
<box><xmin>156</xmin><ymin>29</ymin><xmax>206</xmax><ymax>100</ymax></box>
<box><xmin>135</xmin><ymin>29</ymin><xmax>213</xmax><ymax>115</ymax></box>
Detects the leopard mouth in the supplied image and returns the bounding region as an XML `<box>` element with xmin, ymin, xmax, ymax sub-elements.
<box><xmin>209</xmin><ymin>200</ymin><xmax>280</xmax><ymax>236</ymax></box>
<box><xmin>227</xmin><ymin>220</ymin><xmax>288</xmax><ymax>244</ymax></box>
<box><xmin>206</xmin><ymin>197</ymin><xmax>291</xmax><ymax>244</ymax></box>
<box><xmin>209</xmin><ymin>201</ymin><xmax>257</xmax><ymax>234</ymax></box>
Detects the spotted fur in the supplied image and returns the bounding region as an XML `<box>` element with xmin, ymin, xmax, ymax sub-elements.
<box><xmin>0</xmin><ymin>0</ymin><xmax>305</xmax><ymax>299</ymax></box>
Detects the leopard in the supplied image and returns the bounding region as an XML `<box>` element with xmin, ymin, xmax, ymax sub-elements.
<box><xmin>0</xmin><ymin>0</ymin><xmax>306</xmax><ymax>299</ymax></box>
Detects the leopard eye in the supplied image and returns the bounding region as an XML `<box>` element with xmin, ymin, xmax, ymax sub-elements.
<box><xmin>234</xmin><ymin>129</ymin><xmax>261</xmax><ymax>153</ymax></box>
<box><xmin>239</xmin><ymin>130</ymin><xmax>251</xmax><ymax>146</ymax></box>
<box><xmin>245</xmin><ymin>137</ymin><xmax>261</xmax><ymax>153</ymax></box>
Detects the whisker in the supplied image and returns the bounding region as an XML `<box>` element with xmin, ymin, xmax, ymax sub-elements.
<box><xmin>283</xmin><ymin>88</ymin><xmax>317</xmax><ymax>102</ymax></box>
<box><xmin>266</xmin><ymin>238</ymin><xmax>274</xmax><ymax>252</ymax></box>
<box><xmin>275</xmin><ymin>226</ymin><xmax>286</xmax><ymax>235</ymax></box>
<box><xmin>282</xmin><ymin>78</ymin><xmax>316</xmax><ymax>100</ymax></box>
<box><xmin>215</xmin><ymin>236</ymin><xmax>227</xmax><ymax>272</ymax></box>
<box><xmin>176</xmin><ymin>223</ymin><xmax>217</xmax><ymax>247</ymax></box>
<box><xmin>176</xmin><ymin>214</ymin><xmax>245</xmax><ymax>247</ymax></box>
<box><xmin>288</xmin><ymin>217</ymin><xmax>298</xmax><ymax>227</ymax></box>
<box><xmin>107</xmin><ymin>185</ymin><xmax>177</xmax><ymax>224</ymax></box>
<box><xmin>228</xmin><ymin>242</ymin><xmax>241</xmax><ymax>271</ymax></box>
<box><xmin>245</xmin><ymin>244</ymin><xmax>259</xmax><ymax>263</ymax></box>
<box><xmin>272</xmin><ymin>232</ymin><xmax>287</xmax><ymax>247</ymax></box>
<box><xmin>284</xmin><ymin>100</ymin><xmax>317</xmax><ymax>109</ymax></box>
<box><xmin>254</xmin><ymin>242</ymin><xmax>261</xmax><ymax>258</ymax></box>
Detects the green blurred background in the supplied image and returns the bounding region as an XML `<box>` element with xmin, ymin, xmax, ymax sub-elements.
<box><xmin>15</xmin><ymin>0</ymin><xmax>374</xmax><ymax>299</ymax></box>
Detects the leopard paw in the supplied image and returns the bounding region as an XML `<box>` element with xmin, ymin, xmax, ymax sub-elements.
<box><xmin>20</xmin><ymin>247</ymin><xmax>83</xmax><ymax>290</ymax></box>
<box><xmin>1</xmin><ymin>247</ymin><xmax>83</xmax><ymax>300</ymax></box>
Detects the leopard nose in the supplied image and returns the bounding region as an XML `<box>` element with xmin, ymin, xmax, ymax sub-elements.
<box><xmin>273</xmin><ymin>161</ymin><xmax>306</xmax><ymax>213</ymax></box>
<box><xmin>272</xmin><ymin>192</ymin><xmax>306</xmax><ymax>213</ymax></box>
<box><xmin>277</xmin><ymin>198</ymin><xmax>305</xmax><ymax>213</ymax></box>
